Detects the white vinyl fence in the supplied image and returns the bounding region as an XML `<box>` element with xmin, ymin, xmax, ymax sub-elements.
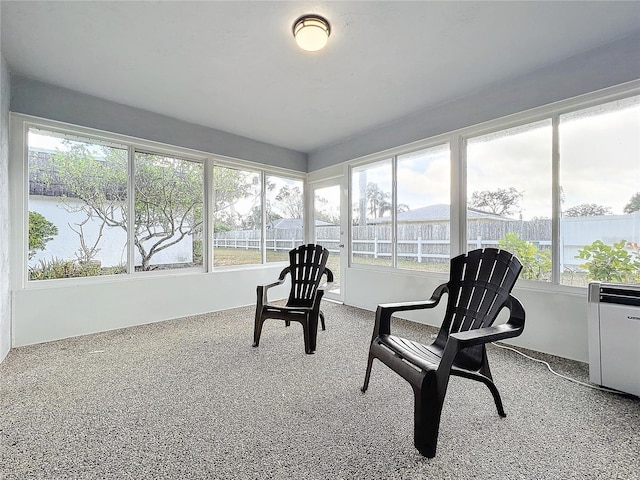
<box><xmin>214</xmin><ymin>213</ymin><xmax>640</xmax><ymax>269</ymax></box>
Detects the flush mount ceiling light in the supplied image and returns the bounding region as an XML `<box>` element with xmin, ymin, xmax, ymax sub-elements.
<box><xmin>292</xmin><ymin>14</ymin><xmax>331</xmax><ymax>52</ymax></box>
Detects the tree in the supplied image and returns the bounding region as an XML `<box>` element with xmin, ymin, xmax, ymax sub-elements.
<box><xmin>623</xmin><ymin>192</ymin><xmax>640</xmax><ymax>214</ymax></box>
<box><xmin>498</xmin><ymin>232</ymin><xmax>551</xmax><ymax>281</ymax></box>
<box><xmin>469</xmin><ymin>187</ymin><xmax>523</xmax><ymax>216</ymax></box>
<box><xmin>213</xmin><ymin>167</ymin><xmax>258</xmax><ymax>219</ymax></box>
<box><xmin>213</xmin><ymin>167</ymin><xmax>261</xmax><ymax>231</ymax></box>
<box><xmin>314</xmin><ymin>195</ymin><xmax>339</xmax><ymax>224</ymax></box>
<box><xmin>274</xmin><ymin>185</ymin><xmax>304</xmax><ymax>218</ymax></box>
<box><xmin>576</xmin><ymin>240</ymin><xmax>640</xmax><ymax>283</ymax></box>
<box><xmin>132</xmin><ymin>152</ymin><xmax>205</xmax><ymax>269</ymax></box>
<box><xmin>28</xmin><ymin>211</ymin><xmax>58</xmax><ymax>259</ymax></box>
<box><xmin>50</xmin><ymin>144</ymin><xmax>252</xmax><ymax>270</ymax></box>
<box><xmin>68</xmin><ymin>214</ymin><xmax>107</xmax><ymax>264</ymax></box>
<box><xmin>366</xmin><ymin>182</ymin><xmax>391</xmax><ymax>217</ymax></box>
<box><xmin>563</xmin><ymin>203</ymin><xmax>612</xmax><ymax>217</ymax></box>
<box><xmin>44</xmin><ymin>143</ymin><xmax>129</xmax><ymax>269</ymax></box>
<box><xmin>243</xmin><ymin>205</ymin><xmax>269</xmax><ymax>230</ymax></box>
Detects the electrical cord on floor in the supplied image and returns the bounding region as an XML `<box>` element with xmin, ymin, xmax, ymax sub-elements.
<box><xmin>491</xmin><ymin>342</ymin><xmax>628</xmax><ymax>395</ymax></box>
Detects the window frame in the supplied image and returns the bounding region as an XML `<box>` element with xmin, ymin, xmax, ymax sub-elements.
<box><xmin>11</xmin><ymin>114</ymin><xmax>306</xmax><ymax>288</ymax></box>
<box><xmin>11</xmin><ymin>81</ymin><xmax>639</xmax><ymax>292</ymax></box>
<box><xmin>348</xmin><ymin>136</ymin><xmax>453</xmax><ymax>275</ymax></box>
<box><xmin>396</xmin><ymin>143</ymin><xmax>452</xmax><ymax>273</ymax></box>
<box><xmin>556</xmin><ymin>97</ymin><xmax>640</xmax><ymax>286</ymax></box>
<box><xmin>211</xmin><ymin>163</ymin><xmax>263</xmax><ymax>269</ymax></box>
<box><xmin>132</xmin><ymin>148</ymin><xmax>206</xmax><ymax>273</ymax></box>
<box><xmin>346</xmin><ymin>80</ymin><xmax>640</xmax><ymax>291</ymax></box>
<box><xmin>264</xmin><ymin>173</ymin><xmax>306</xmax><ymax>263</ymax></box>
<box><xmin>26</xmin><ymin>126</ymin><xmax>131</xmax><ymax>279</ymax></box>
<box><xmin>464</xmin><ymin>118</ymin><xmax>554</xmax><ymax>283</ymax></box>
<box><xmin>350</xmin><ymin>157</ymin><xmax>394</xmax><ymax>268</ymax></box>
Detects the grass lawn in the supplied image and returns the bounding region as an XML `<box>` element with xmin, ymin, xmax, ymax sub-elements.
<box><xmin>213</xmin><ymin>248</ymin><xmax>591</xmax><ymax>287</ymax></box>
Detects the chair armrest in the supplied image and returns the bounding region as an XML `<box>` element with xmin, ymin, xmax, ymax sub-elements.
<box><xmin>256</xmin><ymin>267</ymin><xmax>291</xmax><ymax>306</ymax></box>
<box><xmin>437</xmin><ymin>294</ymin><xmax>525</xmax><ymax>377</ymax></box>
<box><xmin>450</xmin><ymin>323</ymin><xmax>522</xmax><ymax>347</ymax></box>
<box><xmin>324</xmin><ymin>267</ymin><xmax>334</xmax><ymax>283</ymax></box>
<box><xmin>306</xmin><ymin>268</ymin><xmax>335</xmax><ymax>314</ymax></box>
<box><xmin>317</xmin><ymin>268</ymin><xmax>334</xmax><ymax>294</ymax></box>
<box><xmin>373</xmin><ymin>283</ymin><xmax>449</xmax><ymax>337</ymax></box>
<box><xmin>449</xmin><ymin>294</ymin><xmax>525</xmax><ymax>348</ymax></box>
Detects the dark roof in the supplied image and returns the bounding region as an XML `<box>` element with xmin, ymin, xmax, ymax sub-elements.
<box><xmin>369</xmin><ymin>204</ymin><xmax>510</xmax><ymax>224</ymax></box>
<box><xmin>268</xmin><ymin>218</ymin><xmax>334</xmax><ymax>229</ymax></box>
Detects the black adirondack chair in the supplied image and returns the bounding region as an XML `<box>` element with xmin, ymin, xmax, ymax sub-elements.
<box><xmin>361</xmin><ymin>248</ymin><xmax>525</xmax><ymax>458</ymax></box>
<box><xmin>253</xmin><ymin>244</ymin><xmax>334</xmax><ymax>354</ymax></box>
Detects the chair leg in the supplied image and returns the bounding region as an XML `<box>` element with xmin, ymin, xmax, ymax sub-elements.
<box><xmin>252</xmin><ymin>309</ymin><xmax>264</xmax><ymax>348</ymax></box>
<box><xmin>478</xmin><ymin>354</ymin><xmax>505</xmax><ymax>416</ymax></box>
<box><xmin>480</xmin><ymin>376</ymin><xmax>506</xmax><ymax>417</ymax></box>
<box><xmin>453</xmin><ymin>368</ymin><xmax>506</xmax><ymax>417</ymax></box>
<box><xmin>361</xmin><ymin>351</ymin><xmax>374</xmax><ymax>393</ymax></box>
<box><xmin>302</xmin><ymin>319</ymin><xmax>315</xmax><ymax>354</ymax></box>
<box><xmin>308</xmin><ymin>315</ymin><xmax>319</xmax><ymax>353</ymax></box>
<box><xmin>413</xmin><ymin>375</ymin><xmax>443</xmax><ymax>458</ymax></box>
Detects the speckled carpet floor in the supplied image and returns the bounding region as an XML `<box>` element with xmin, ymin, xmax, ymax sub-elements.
<box><xmin>1</xmin><ymin>302</ymin><xmax>639</xmax><ymax>480</ymax></box>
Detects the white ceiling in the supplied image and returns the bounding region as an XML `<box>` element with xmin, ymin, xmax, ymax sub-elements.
<box><xmin>2</xmin><ymin>1</ymin><xmax>639</xmax><ymax>153</ymax></box>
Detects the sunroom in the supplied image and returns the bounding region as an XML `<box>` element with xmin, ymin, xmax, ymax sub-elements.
<box><xmin>0</xmin><ymin>2</ymin><xmax>639</xmax><ymax>478</ymax></box>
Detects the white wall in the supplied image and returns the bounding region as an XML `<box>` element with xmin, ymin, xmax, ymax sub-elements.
<box><xmin>12</xmin><ymin>266</ymin><xmax>289</xmax><ymax>347</ymax></box>
<box><xmin>0</xmin><ymin>51</ymin><xmax>11</xmax><ymax>362</ymax></box>
<box><xmin>10</xmin><ymin>75</ymin><xmax>307</xmax><ymax>173</ymax></box>
<box><xmin>29</xmin><ymin>196</ymin><xmax>193</xmax><ymax>268</ymax></box>
<box><xmin>344</xmin><ymin>268</ymin><xmax>588</xmax><ymax>362</ymax></box>
<box><xmin>561</xmin><ymin>213</ymin><xmax>640</xmax><ymax>268</ymax></box>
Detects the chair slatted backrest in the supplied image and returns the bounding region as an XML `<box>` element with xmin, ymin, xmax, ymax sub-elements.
<box><xmin>435</xmin><ymin>248</ymin><xmax>523</xmax><ymax>369</ymax></box>
<box><xmin>287</xmin><ymin>244</ymin><xmax>330</xmax><ymax>308</ymax></box>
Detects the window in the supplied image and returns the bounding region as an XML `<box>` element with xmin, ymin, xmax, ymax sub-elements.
<box><xmin>559</xmin><ymin>96</ymin><xmax>640</xmax><ymax>286</ymax></box>
<box><xmin>22</xmin><ymin>87</ymin><xmax>638</xmax><ymax>289</ymax></box>
<box><xmin>350</xmin><ymin>147</ymin><xmax>451</xmax><ymax>272</ymax></box>
<box><xmin>466</xmin><ymin>120</ymin><xmax>553</xmax><ymax>282</ymax></box>
<box><xmin>212</xmin><ymin>165</ymin><xmax>262</xmax><ymax>267</ymax></box>
<box><xmin>133</xmin><ymin>152</ymin><xmax>204</xmax><ymax>271</ymax></box>
<box><xmin>314</xmin><ymin>184</ymin><xmax>341</xmax><ymax>294</ymax></box>
<box><xmin>351</xmin><ymin>159</ymin><xmax>393</xmax><ymax>267</ymax></box>
<box><xmin>397</xmin><ymin>144</ymin><xmax>450</xmax><ymax>272</ymax></box>
<box><xmin>265</xmin><ymin>175</ymin><xmax>304</xmax><ymax>262</ymax></box>
<box><xmin>345</xmin><ymin>91</ymin><xmax>639</xmax><ymax>288</ymax></box>
<box><xmin>24</xmin><ymin>121</ymin><xmax>305</xmax><ymax>282</ymax></box>
<box><xmin>28</xmin><ymin>128</ymin><xmax>128</xmax><ymax>280</ymax></box>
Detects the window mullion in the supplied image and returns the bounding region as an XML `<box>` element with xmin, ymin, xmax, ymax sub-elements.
<box><xmin>451</xmin><ymin>135</ymin><xmax>465</xmax><ymax>257</ymax></box>
<box><xmin>551</xmin><ymin>115</ymin><xmax>560</xmax><ymax>285</ymax></box>
<box><xmin>392</xmin><ymin>156</ymin><xmax>398</xmax><ymax>268</ymax></box>
<box><xmin>127</xmin><ymin>147</ymin><xmax>136</xmax><ymax>273</ymax></box>
<box><xmin>261</xmin><ymin>172</ymin><xmax>267</xmax><ymax>264</ymax></box>
<box><xmin>205</xmin><ymin>159</ymin><xmax>214</xmax><ymax>272</ymax></box>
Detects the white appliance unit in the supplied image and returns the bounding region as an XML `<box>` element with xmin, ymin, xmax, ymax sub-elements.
<box><xmin>588</xmin><ymin>282</ymin><xmax>640</xmax><ymax>396</ymax></box>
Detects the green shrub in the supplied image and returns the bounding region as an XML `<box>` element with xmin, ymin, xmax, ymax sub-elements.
<box><xmin>28</xmin><ymin>211</ymin><xmax>58</xmax><ymax>259</ymax></box>
<box><xmin>576</xmin><ymin>240</ymin><xmax>640</xmax><ymax>283</ymax></box>
<box><xmin>498</xmin><ymin>232</ymin><xmax>551</xmax><ymax>281</ymax></box>
<box><xmin>29</xmin><ymin>258</ymin><xmax>126</xmax><ymax>281</ymax></box>
<box><xmin>192</xmin><ymin>239</ymin><xmax>203</xmax><ymax>265</ymax></box>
